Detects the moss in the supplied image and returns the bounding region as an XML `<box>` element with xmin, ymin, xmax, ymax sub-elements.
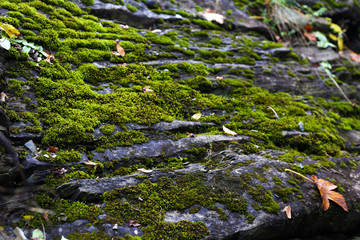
<box><xmin>99</xmin><ymin>124</ymin><xmax>115</xmax><ymax>135</ymax></box>
<box><xmin>80</xmin><ymin>0</ymin><xmax>94</xmax><ymax>5</ymax></box>
<box><xmin>67</xmin><ymin>231</ymin><xmax>126</xmax><ymax>240</ymax></box>
<box><xmin>184</xmin><ymin>76</ymin><xmax>212</xmax><ymax>91</ymax></box>
<box><xmin>126</xmin><ymin>4</ymin><xmax>138</xmax><ymax>13</ymax></box>
<box><xmin>143</xmin><ymin>220</ymin><xmax>210</xmax><ymax>239</ymax></box>
<box><xmin>104</xmin><ymin>173</ymin><xmax>251</xmax><ymax>236</ymax></box>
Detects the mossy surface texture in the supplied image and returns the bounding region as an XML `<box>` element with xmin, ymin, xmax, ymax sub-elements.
<box><xmin>2</xmin><ymin>0</ymin><xmax>360</xmax><ymax>239</ymax></box>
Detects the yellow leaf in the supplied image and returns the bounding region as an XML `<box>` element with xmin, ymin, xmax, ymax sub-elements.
<box><xmin>222</xmin><ymin>125</ymin><xmax>237</xmax><ymax>136</ymax></box>
<box><xmin>328</xmin><ymin>33</ymin><xmax>338</xmax><ymax>41</ymax></box>
<box><xmin>330</xmin><ymin>23</ymin><xmax>342</xmax><ymax>33</ymax></box>
<box><xmin>0</xmin><ymin>22</ymin><xmax>20</xmax><ymax>38</ymax></box>
<box><xmin>337</xmin><ymin>35</ymin><xmax>343</xmax><ymax>51</ymax></box>
<box><xmin>23</xmin><ymin>215</ymin><xmax>34</xmax><ymax>221</ymax></box>
<box><xmin>191</xmin><ymin>113</ymin><xmax>202</xmax><ymax>120</ymax></box>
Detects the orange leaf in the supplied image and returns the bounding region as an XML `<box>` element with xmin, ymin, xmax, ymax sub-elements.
<box><xmin>311</xmin><ymin>175</ymin><xmax>348</xmax><ymax>212</ymax></box>
<box><xmin>305</xmin><ymin>24</ymin><xmax>313</xmax><ymax>32</ymax></box>
<box><xmin>281</xmin><ymin>205</ymin><xmax>292</xmax><ymax>219</ymax></box>
<box><xmin>115</xmin><ymin>39</ymin><xmax>125</xmax><ymax>57</ymax></box>
<box><xmin>350</xmin><ymin>50</ymin><xmax>360</xmax><ymax>63</ymax></box>
<box><xmin>304</xmin><ymin>31</ymin><xmax>316</xmax><ymax>42</ymax></box>
<box><xmin>47</xmin><ymin>146</ymin><xmax>58</xmax><ymax>153</ymax></box>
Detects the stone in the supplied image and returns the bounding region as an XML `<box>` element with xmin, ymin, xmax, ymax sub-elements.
<box><xmin>92</xmin><ymin>134</ymin><xmax>250</xmax><ymax>161</ymax></box>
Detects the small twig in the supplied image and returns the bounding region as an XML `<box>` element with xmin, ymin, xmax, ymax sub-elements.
<box><xmin>41</xmin><ymin>218</ymin><xmax>46</xmax><ymax>240</ymax></box>
<box><xmin>285</xmin><ymin>168</ymin><xmax>315</xmax><ymax>183</ymax></box>
<box><xmin>268</xmin><ymin>106</ymin><xmax>279</xmax><ymax>120</ymax></box>
<box><xmin>324</xmin><ymin>70</ymin><xmax>353</xmax><ymax>106</ymax></box>
<box><xmin>214</xmin><ymin>0</ymin><xmax>219</xmax><ymax>13</ymax></box>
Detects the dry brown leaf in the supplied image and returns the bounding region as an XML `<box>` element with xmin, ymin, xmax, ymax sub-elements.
<box><xmin>191</xmin><ymin>113</ymin><xmax>202</xmax><ymax>120</ymax></box>
<box><xmin>83</xmin><ymin>160</ymin><xmax>99</xmax><ymax>169</ymax></box>
<box><xmin>202</xmin><ymin>9</ymin><xmax>225</xmax><ymax>24</ymax></box>
<box><xmin>281</xmin><ymin>205</ymin><xmax>292</xmax><ymax>219</ymax></box>
<box><xmin>350</xmin><ymin>50</ymin><xmax>360</xmax><ymax>63</ymax></box>
<box><xmin>187</xmin><ymin>132</ymin><xmax>195</xmax><ymax>138</ymax></box>
<box><xmin>223</xmin><ymin>125</ymin><xmax>237</xmax><ymax>136</ymax></box>
<box><xmin>142</xmin><ymin>86</ymin><xmax>154</xmax><ymax>93</ymax></box>
<box><xmin>115</xmin><ymin>39</ymin><xmax>125</xmax><ymax>57</ymax></box>
<box><xmin>44</xmin><ymin>53</ymin><xmax>55</xmax><ymax>64</ymax></box>
<box><xmin>304</xmin><ymin>31</ymin><xmax>316</xmax><ymax>42</ymax></box>
<box><xmin>47</xmin><ymin>146</ymin><xmax>58</xmax><ymax>153</ymax></box>
<box><xmin>311</xmin><ymin>175</ymin><xmax>348</xmax><ymax>212</ymax></box>
<box><xmin>1</xmin><ymin>92</ymin><xmax>8</xmax><ymax>103</ymax></box>
<box><xmin>128</xmin><ymin>220</ymin><xmax>141</xmax><ymax>227</ymax></box>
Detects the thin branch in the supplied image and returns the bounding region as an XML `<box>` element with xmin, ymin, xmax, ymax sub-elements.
<box><xmin>285</xmin><ymin>168</ymin><xmax>315</xmax><ymax>183</ymax></box>
<box><xmin>268</xmin><ymin>106</ymin><xmax>279</xmax><ymax>119</ymax></box>
<box><xmin>324</xmin><ymin>70</ymin><xmax>353</xmax><ymax>106</ymax></box>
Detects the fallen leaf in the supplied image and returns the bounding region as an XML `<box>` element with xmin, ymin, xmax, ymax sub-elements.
<box><xmin>128</xmin><ymin>220</ymin><xmax>141</xmax><ymax>227</ymax></box>
<box><xmin>44</xmin><ymin>53</ymin><xmax>55</xmax><ymax>64</ymax></box>
<box><xmin>187</xmin><ymin>132</ymin><xmax>195</xmax><ymax>137</ymax></box>
<box><xmin>151</xmin><ymin>29</ymin><xmax>162</xmax><ymax>33</ymax></box>
<box><xmin>350</xmin><ymin>50</ymin><xmax>360</xmax><ymax>63</ymax></box>
<box><xmin>1</xmin><ymin>92</ymin><xmax>8</xmax><ymax>103</ymax></box>
<box><xmin>201</xmin><ymin>9</ymin><xmax>225</xmax><ymax>24</ymax></box>
<box><xmin>222</xmin><ymin>125</ymin><xmax>237</xmax><ymax>136</ymax></box>
<box><xmin>142</xmin><ymin>86</ymin><xmax>154</xmax><ymax>93</ymax></box>
<box><xmin>115</xmin><ymin>39</ymin><xmax>125</xmax><ymax>57</ymax></box>
<box><xmin>14</xmin><ymin>227</ymin><xmax>27</xmax><ymax>240</ymax></box>
<box><xmin>191</xmin><ymin>113</ymin><xmax>202</xmax><ymax>120</ymax></box>
<box><xmin>0</xmin><ymin>22</ymin><xmax>20</xmax><ymax>38</ymax></box>
<box><xmin>119</xmin><ymin>24</ymin><xmax>129</xmax><ymax>29</ymax></box>
<box><xmin>47</xmin><ymin>146</ymin><xmax>58</xmax><ymax>153</ymax></box>
<box><xmin>82</xmin><ymin>160</ymin><xmax>99</xmax><ymax>169</ymax></box>
<box><xmin>43</xmin><ymin>211</ymin><xmax>49</xmax><ymax>222</ymax></box>
<box><xmin>311</xmin><ymin>175</ymin><xmax>348</xmax><ymax>212</ymax></box>
<box><xmin>304</xmin><ymin>31</ymin><xmax>316</xmax><ymax>42</ymax></box>
<box><xmin>281</xmin><ymin>205</ymin><xmax>292</xmax><ymax>219</ymax></box>
<box><xmin>305</xmin><ymin>24</ymin><xmax>313</xmax><ymax>32</ymax></box>
<box><xmin>52</xmin><ymin>167</ymin><xmax>67</xmax><ymax>176</ymax></box>
<box><xmin>137</xmin><ymin>168</ymin><xmax>153</xmax><ymax>173</ymax></box>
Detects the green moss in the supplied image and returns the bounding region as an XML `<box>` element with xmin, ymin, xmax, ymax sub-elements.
<box><xmin>126</xmin><ymin>4</ymin><xmax>138</xmax><ymax>13</ymax></box>
<box><xmin>99</xmin><ymin>124</ymin><xmax>115</xmax><ymax>135</ymax></box>
<box><xmin>80</xmin><ymin>0</ymin><xmax>94</xmax><ymax>5</ymax></box>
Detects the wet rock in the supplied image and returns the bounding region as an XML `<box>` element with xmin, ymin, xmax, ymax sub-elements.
<box><xmin>55</xmin><ymin>151</ymin><xmax>360</xmax><ymax>239</ymax></box>
<box><xmin>293</xmin><ymin>46</ymin><xmax>340</xmax><ymax>63</ymax></box>
<box><xmin>282</xmin><ymin>130</ymin><xmax>310</xmax><ymax>138</ymax></box>
<box><xmin>150</xmin><ymin>120</ymin><xmax>216</xmax><ymax>132</ymax></box>
<box><xmin>56</xmin><ymin>175</ymin><xmax>141</xmax><ymax>201</ymax></box>
<box><xmin>70</xmin><ymin>0</ymin><xmax>182</xmax><ymax>28</ymax></box>
<box><xmin>92</xmin><ymin>134</ymin><xmax>250</xmax><ymax>161</ymax></box>
<box><xmin>340</xmin><ymin>130</ymin><xmax>360</xmax><ymax>152</ymax></box>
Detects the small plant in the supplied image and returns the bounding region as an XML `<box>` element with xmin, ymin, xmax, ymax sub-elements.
<box><xmin>0</xmin><ymin>22</ymin><xmax>49</xmax><ymax>62</ymax></box>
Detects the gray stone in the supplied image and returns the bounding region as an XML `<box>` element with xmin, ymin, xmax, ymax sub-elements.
<box><xmin>92</xmin><ymin>134</ymin><xmax>250</xmax><ymax>161</ymax></box>
<box><xmin>56</xmin><ymin>176</ymin><xmax>142</xmax><ymax>201</ymax></box>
